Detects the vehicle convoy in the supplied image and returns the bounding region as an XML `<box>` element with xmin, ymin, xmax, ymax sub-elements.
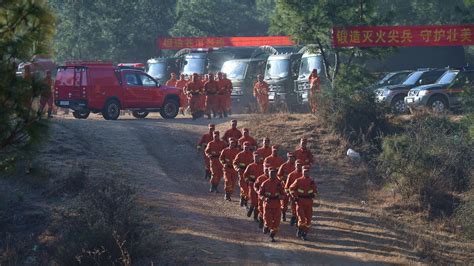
<box><xmin>54</xmin><ymin>61</ymin><xmax>182</xmax><ymax>120</ymax></box>
<box><xmin>147</xmin><ymin>57</ymin><xmax>182</xmax><ymax>82</ymax></box>
<box><xmin>367</xmin><ymin>70</ymin><xmax>413</xmax><ymax>91</ymax></box>
<box><xmin>374</xmin><ymin>68</ymin><xmax>446</xmax><ymax>114</ymax></box>
<box><xmin>405</xmin><ymin>69</ymin><xmax>474</xmax><ymax>112</ymax></box>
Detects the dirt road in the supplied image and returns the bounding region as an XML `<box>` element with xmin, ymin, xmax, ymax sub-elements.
<box><xmin>47</xmin><ymin>113</ymin><xmax>421</xmax><ymax>265</ymax></box>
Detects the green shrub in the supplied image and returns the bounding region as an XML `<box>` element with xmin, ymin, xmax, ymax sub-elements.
<box><xmin>456</xmin><ymin>190</ymin><xmax>474</xmax><ymax>240</ymax></box>
<box><xmin>378</xmin><ymin>115</ymin><xmax>473</xmax><ymax>218</ymax></box>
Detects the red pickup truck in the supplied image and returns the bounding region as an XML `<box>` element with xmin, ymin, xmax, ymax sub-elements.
<box><xmin>54</xmin><ymin>61</ymin><xmax>181</xmax><ymax>120</ymax></box>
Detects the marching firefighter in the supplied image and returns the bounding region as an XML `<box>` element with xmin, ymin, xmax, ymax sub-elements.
<box><xmin>220</xmin><ymin>72</ymin><xmax>233</xmax><ymax>116</ymax></box>
<box><xmin>255</xmin><ymin>137</ymin><xmax>272</xmax><ymax>160</ymax></box>
<box><xmin>222</xmin><ymin>119</ymin><xmax>242</xmax><ymax>144</ymax></box>
<box><xmin>264</xmin><ymin>145</ymin><xmax>285</xmax><ymax>170</ymax></box>
<box><xmin>185</xmin><ymin>73</ymin><xmax>205</xmax><ymax>119</ymax></box>
<box><xmin>205</xmin><ymin>131</ymin><xmax>227</xmax><ymax>193</ymax></box>
<box><xmin>176</xmin><ymin>74</ymin><xmax>188</xmax><ymax>115</ymax></box>
<box><xmin>277</xmin><ymin>152</ymin><xmax>296</xmax><ymax>221</ymax></box>
<box><xmin>220</xmin><ymin>138</ymin><xmax>241</xmax><ymax>201</ymax></box>
<box><xmin>197</xmin><ymin>124</ymin><xmax>215</xmax><ymax>179</ymax></box>
<box><xmin>293</xmin><ymin>137</ymin><xmax>314</xmax><ymax>167</ymax></box>
<box><xmin>285</xmin><ymin>159</ymin><xmax>304</xmax><ymax>226</ymax></box>
<box><xmin>165</xmin><ymin>73</ymin><xmax>177</xmax><ymax>87</ymax></box>
<box><xmin>308</xmin><ymin>69</ymin><xmax>321</xmax><ymax>113</ymax></box>
<box><xmin>233</xmin><ymin>141</ymin><xmax>254</xmax><ymax>207</ymax></box>
<box><xmin>259</xmin><ymin>167</ymin><xmax>285</xmax><ymax>242</ymax></box>
<box><xmin>238</xmin><ymin>128</ymin><xmax>257</xmax><ymax>151</ymax></box>
<box><xmin>253</xmin><ymin>74</ymin><xmax>270</xmax><ymax>113</ymax></box>
<box><xmin>243</xmin><ymin>152</ymin><xmax>264</xmax><ymax>220</ymax></box>
<box><xmin>204</xmin><ymin>73</ymin><xmax>220</xmax><ymax>119</ymax></box>
<box><xmin>254</xmin><ymin>164</ymin><xmax>270</xmax><ymax>228</ymax></box>
<box><xmin>289</xmin><ymin>166</ymin><xmax>318</xmax><ymax>241</ymax></box>
<box><xmin>40</xmin><ymin>70</ymin><xmax>54</xmax><ymax>118</ymax></box>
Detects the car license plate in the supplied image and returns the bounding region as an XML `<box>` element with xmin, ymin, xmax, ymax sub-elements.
<box><xmin>302</xmin><ymin>92</ymin><xmax>308</xmax><ymax>99</ymax></box>
<box><xmin>406</xmin><ymin>98</ymin><xmax>413</xmax><ymax>103</ymax></box>
<box><xmin>59</xmin><ymin>100</ymin><xmax>69</xmax><ymax>106</ymax></box>
<box><xmin>268</xmin><ymin>93</ymin><xmax>275</xmax><ymax>100</ymax></box>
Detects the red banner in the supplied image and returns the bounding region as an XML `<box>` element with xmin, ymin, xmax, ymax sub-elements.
<box><xmin>332</xmin><ymin>25</ymin><xmax>474</xmax><ymax>47</ymax></box>
<box><xmin>157</xmin><ymin>36</ymin><xmax>295</xmax><ymax>50</ymax></box>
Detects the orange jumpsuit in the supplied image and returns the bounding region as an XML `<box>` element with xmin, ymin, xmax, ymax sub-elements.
<box><xmin>222</xmin><ymin>128</ymin><xmax>242</xmax><ymax>144</ymax></box>
<box><xmin>197</xmin><ymin>132</ymin><xmax>213</xmax><ymax>173</ymax></box>
<box><xmin>176</xmin><ymin>79</ymin><xmax>188</xmax><ymax>112</ymax></box>
<box><xmin>290</xmin><ymin>176</ymin><xmax>318</xmax><ymax>233</ymax></box>
<box><xmin>264</xmin><ymin>155</ymin><xmax>285</xmax><ymax>170</ymax></box>
<box><xmin>220</xmin><ymin>146</ymin><xmax>240</xmax><ymax>194</ymax></box>
<box><xmin>253</xmin><ymin>81</ymin><xmax>270</xmax><ymax>113</ymax></box>
<box><xmin>238</xmin><ymin>136</ymin><xmax>257</xmax><ymax>150</ymax></box>
<box><xmin>204</xmin><ymin>80</ymin><xmax>220</xmax><ymax>116</ymax></box>
<box><xmin>278</xmin><ymin>161</ymin><xmax>296</xmax><ymax>215</ymax></box>
<box><xmin>255</xmin><ymin>147</ymin><xmax>272</xmax><ymax>160</ymax></box>
<box><xmin>205</xmin><ymin>140</ymin><xmax>227</xmax><ymax>187</ymax></box>
<box><xmin>293</xmin><ymin>147</ymin><xmax>314</xmax><ymax>166</ymax></box>
<box><xmin>259</xmin><ymin>178</ymin><xmax>285</xmax><ymax>234</ymax></box>
<box><xmin>219</xmin><ymin>77</ymin><xmax>233</xmax><ymax>113</ymax></box>
<box><xmin>185</xmin><ymin>80</ymin><xmax>205</xmax><ymax>115</ymax></box>
<box><xmin>285</xmin><ymin>169</ymin><xmax>303</xmax><ymax>218</ymax></box>
<box><xmin>244</xmin><ymin>162</ymin><xmax>264</xmax><ymax>209</ymax></box>
<box><xmin>309</xmin><ymin>72</ymin><xmax>320</xmax><ymax>113</ymax></box>
<box><xmin>233</xmin><ymin>150</ymin><xmax>254</xmax><ymax>200</ymax></box>
<box><xmin>254</xmin><ymin>173</ymin><xmax>269</xmax><ymax>220</ymax></box>
<box><xmin>165</xmin><ymin>78</ymin><xmax>177</xmax><ymax>87</ymax></box>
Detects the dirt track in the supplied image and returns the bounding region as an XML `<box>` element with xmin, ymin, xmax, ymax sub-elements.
<box><xmin>47</xmin><ymin>113</ymin><xmax>421</xmax><ymax>265</ymax></box>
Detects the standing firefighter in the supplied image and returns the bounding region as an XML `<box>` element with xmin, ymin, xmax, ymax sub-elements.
<box><xmin>220</xmin><ymin>138</ymin><xmax>241</xmax><ymax>201</ymax></box>
<box><xmin>40</xmin><ymin>70</ymin><xmax>54</xmax><ymax>118</ymax></box>
<box><xmin>185</xmin><ymin>73</ymin><xmax>205</xmax><ymax>119</ymax></box>
<box><xmin>308</xmin><ymin>69</ymin><xmax>320</xmax><ymax>113</ymax></box>
<box><xmin>253</xmin><ymin>74</ymin><xmax>270</xmax><ymax>113</ymax></box>
<box><xmin>259</xmin><ymin>168</ymin><xmax>285</xmax><ymax>242</ymax></box>
<box><xmin>243</xmin><ymin>152</ymin><xmax>264</xmax><ymax>220</ymax></box>
<box><xmin>197</xmin><ymin>124</ymin><xmax>215</xmax><ymax>179</ymax></box>
<box><xmin>294</xmin><ymin>137</ymin><xmax>314</xmax><ymax>167</ymax></box>
<box><xmin>289</xmin><ymin>166</ymin><xmax>318</xmax><ymax>241</ymax></box>
<box><xmin>220</xmin><ymin>72</ymin><xmax>233</xmax><ymax>116</ymax></box>
<box><xmin>165</xmin><ymin>73</ymin><xmax>177</xmax><ymax>87</ymax></box>
<box><xmin>285</xmin><ymin>159</ymin><xmax>304</xmax><ymax>226</ymax></box>
<box><xmin>233</xmin><ymin>141</ymin><xmax>254</xmax><ymax>207</ymax></box>
<box><xmin>176</xmin><ymin>74</ymin><xmax>188</xmax><ymax>115</ymax></box>
<box><xmin>205</xmin><ymin>131</ymin><xmax>227</xmax><ymax>193</ymax></box>
<box><xmin>204</xmin><ymin>73</ymin><xmax>220</xmax><ymax>119</ymax></box>
<box><xmin>277</xmin><ymin>152</ymin><xmax>296</xmax><ymax>221</ymax></box>
<box><xmin>222</xmin><ymin>120</ymin><xmax>242</xmax><ymax>144</ymax></box>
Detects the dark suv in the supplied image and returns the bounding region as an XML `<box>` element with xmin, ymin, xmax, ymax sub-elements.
<box><xmin>375</xmin><ymin>69</ymin><xmax>446</xmax><ymax>114</ymax></box>
<box><xmin>369</xmin><ymin>70</ymin><xmax>413</xmax><ymax>91</ymax></box>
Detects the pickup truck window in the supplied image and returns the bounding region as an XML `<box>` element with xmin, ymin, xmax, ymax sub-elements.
<box><xmin>125</xmin><ymin>73</ymin><xmax>139</xmax><ymax>86</ymax></box>
<box><xmin>139</xmin><ymin>74</ymin><xmax>156</xmax><ymax>87</ymax></box>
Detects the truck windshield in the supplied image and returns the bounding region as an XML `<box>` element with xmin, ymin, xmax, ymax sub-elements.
<box><xmin>436</xmin><ymin>70</ymin><xmax>459</xmax><ymax>84</ymax></box>
<box><xmin>402</xmin><ymin>71</ymin><xmax>423</xmax><ymax>85</ymax></box>
<box><xmin>221</xmin><ymin>61</ymin><xmax>247</xmax><ymax>80</ymax></box>
<box><xmin>147</xmin><ymin>62</ymin><xmax>166</xmax><ymax>80</ymax></box>
<box><xmin>299</xmin><ymin>56</ymin><xmax>323</xmax><ymax>78</ymax></box>
<box><xmin>182</xmin><ymin>58</ymin><xmax>206</xmax><ymax>75</ymax></box>
<box><xmin>265</xmin><ymin>59</ymin><xmax>289</xmax><ymax>79</ymax></box>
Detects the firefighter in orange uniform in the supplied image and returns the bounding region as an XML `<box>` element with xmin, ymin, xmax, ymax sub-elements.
<box><xmin>285</xmin><ymin>160</ymin><xmax>304</xmax><ymax>226</ymax></box>
<box><xmin>233</xmin><ymin>141</ymin><xmax>254</xmax><ymax>207</ymax></box>
<box><xmin>216</xmin><ymin>72</ymin><xmax>226</xmax><ymax>117</ymax></box>
<box><xmin>197</xmin><ymin>124</ymin><xmax>215</xmax><ymax>179</ymax></box>
<box><xmin>175</xmin><ymin>74</ymin><xmax>188</xmax><ymax>115</ymax></box>
<box><xmin>255</xmin><ymin>137</ymin><xmax>272</xmax><ymax>160</ymax></box>
<box><xmin>40</xmin><ymin>70</ymin><xmax>54</xmax><ymax>118</ymax></box>
<box><xmin>264</xmin><ymin>146</ymin><xmax>285</xmax><ymax>170</ymax></box>
<box><xmin>220</xmin><ymin>138</ymin><xmax>240</xmax><ymax>201</ymax></box>
<box><xmin>238</xmin><ymin>128</ymin><xmax>257</xmax><ymax>151</ymax></box>
<box><xmin>293</xmin><ymin>137</ymin><xmax>314</xmax><ymax>167</ymax></box>
<box><xmin>243</xmin><ymin>152</ymin><xmax>264</xmax><ymax>220</ymax></box>
<box><xmin>185</xmin><ymin>73</ymin><xmax>205</xmax><ymax>120</ymax></box>
<box><xmin>289</xmin><ymin>166</ymin><xmax>318</xmax><ymax>241</ymax></box>
<box><xmin>165</xmin><ymin>73</ymin><xmax>177</xmax><ymax>87</ymax></box>
<box><xmin>222</xmin><ymin>120</ymin><xmax>242</xmax><ymax>144</ymax></box>
<box><xmin>277</xmin><ymin>152</ymin><xmax>296</xmax><ymax>221</ymax></box>
<box><xmin>259</xmin><ymin>168</ymin><xmax>285</xmax><ymax>242</ymax></box>
<box><xmin>308</xmin><ymin>69</ymin><xmax>320</xmax><ymax>113</ymax></box>
<box><xmin>254</xmin><ymin>164</ymin><xmax>270</xmax><ymax>228</ymax></box>
<box><xmin>205</xmin><ymin>131</ymin><xmax>227</xmax><ymax>193</ymax></box>
<box><xmin>204</xmin><ymin>73</ymin><xmax>220</xmax><ymax>119</ymax></box>
<box><xmin>222</xmin><ymin>73</ymin><xmax>233</xmax><ymax>116</ymax></box>
<box><xmin>253</xmin><ymin>74</ymin><xmax>270</xmax><ymax>113</ymax></box>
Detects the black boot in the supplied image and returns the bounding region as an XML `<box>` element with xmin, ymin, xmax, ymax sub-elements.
<box><xmin>214</xmin><ymin>185</ymin><xmax>219</xmax><ymax>193</ymax></box>
<box><xmin>263</xmin><ymin>226</ymin><xmax>269</xmax><ymax>234</ymax></box>
<box><xmin>253</xmin><ymin>209</ymin><xmax>259</xmax><ymax>221</ymax></box>
<box><xmin>239</xmin><ymin>197</ymin><xmax>244</xmax><ymax>207</ymax></box>
<box><xmin>270</xmin><ymin>231</ymin><xmax>276</xmax><ymax>242</ymax></box>
<box><xmin>225</xmin><ymin>192</ymin><xmax>231</xmax><ymax>201</ymax></box>
<box><xmin>301</xmin><ymin>231</ymin><xmax>308</xmax><ymax>241</ymax></box>
<box><xmin>282</xmin><ymin>211</ymin><xmax>287</xmax><ymax>222</ymax></box>
<box><xmin>296</xmin><ymin>228</ymin><xmax>302</xmax><ymax>238</ymax></box>
<box><xmin>209</xmin><ymin>184</ymin><xmax>214</xmax><ymax>193</ymax></box>
<box><xmin>290</xmin><ymin>216</ymin><xmax>297</xmax><ymax>226</ymax></box>
<box><xmin>246</xmin><ymin>206</ymin><xmax>254</xmax><ymax>217</ymax></box>
<box><xmin>243</xmin><ymin>198</ymin><xmax>248</xmax><ymax>208</ymax></box>
<box><xmin>258</xmin><ymin>216</ymin><xmax>264</xmax><ymax>229</ymax></box>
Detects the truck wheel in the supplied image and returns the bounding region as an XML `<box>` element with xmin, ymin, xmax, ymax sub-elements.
<box><xmin>391</xmin><ymin>95</ymin><xmax>407</xmax><ymax>114</ymax></box>
<box><xmin>160</xmin><ymin>99</ymin><xmax>179</xmax><ymax>119</ymax></box>
<box><xmin>72</xmin><ymin>110</ymin><xmax>90</xmax><ymax>119</ymax></box>
<box><xmin>132</xmin><ymin>111</ymin><xmax>149</xmax><ymax>119</ymax></box>
<box><xmin>428</xmin><ymin>96</ymin><xmax>448</xmax><ymax>113</ymax></box>
<box><xmin>102</xmin><ymin>99</ymin><xmax>121</xmax><ymax>120</ymax></box>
